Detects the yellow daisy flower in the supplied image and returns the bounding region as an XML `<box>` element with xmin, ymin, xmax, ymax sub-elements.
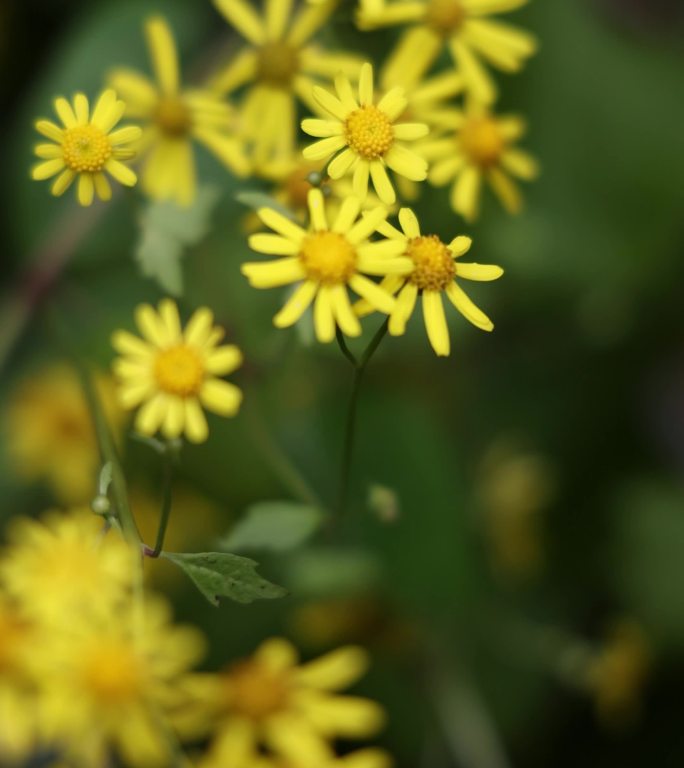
<box><xmin>111</xmin><ymin>299</ymin><xmax>243</xmax><ymax>444</ymax></box>
<box><xmin>195</xmin><ymin>638</ymin><xmax>385</xmax><ymax>766</ymax></box>
<box><xmin>358</xmin><ymin>208</ymin><xmax>503</xmax><ymax>356</ymax></box>
<box><xmin>212</xmin><ymin>0</ymin><xmax>363</xmax><ymax>164</ymax></box>
<box><xmin>109</xmin><ymin>15</ymin><xmax>250</xmax><ymax>206</ymax></box>
<box><xmin>5</xmin><ymin>364</ymin><xmax>123</xmax><ymax>504</ymax></box>
<box><xmin>0</xmin><ymin>510</ymin><xmax>136</xmax><ymax>627</ymax></box>
<box><xmin>302</xmin><ymin>63</ymin><xmax>429</xmax><ymax>205</ymax></box>
<box><xmin>31</xmin><ymin>89</ymin><xmax>141</xmax><ymax>206</ymax></box>
<box><xmin>358</xmin><ymin>0</ymin><xmax>537</xmax><ymax>103</ymax></box>
<box><xmin>242</xmin><ymin>188</ymin><xmax>413</xmax><ymax>342</ymax></box>
<box><xmin>40</xmin><ymin>598</ymin><xmax>205</xmax><ymax>768</ymax></box>
<box><xmin>422</xmin><ymin>102</ymin><xmax>539</xmax><ymax>220</ymax></box>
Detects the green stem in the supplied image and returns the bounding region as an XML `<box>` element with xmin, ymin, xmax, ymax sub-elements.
<box><xmin>148</xmin><ymin>453</ymin><xmax>174</xmax><ymax>558</ymax></box>
<box><xmin>337</xmin><ymin>318</ymin><xmax>389</xmax><ymax>516</ymax></box>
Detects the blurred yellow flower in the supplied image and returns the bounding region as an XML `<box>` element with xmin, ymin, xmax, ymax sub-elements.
<box><xmin>358</xmin><ymin>208</ymin><xmax>503</xmax><ymax>356</ymax></box>
<box><xmin>31</xmin><ymin>89</ymin><xmax>141</xmax><ymax>205</ymax></box>
<box><xmin>109</xmin><ymin>15</ymin><xmax>249</xmax><ymax>206</ymax></box>
<box><xmin>40</xmin><ymin>598</ymin><xmax>205</xmax><ymax>767</ymax></box>
<box><xmin>0</xmin><ymin>510</ymin><xmax>136</xmax><ymax>627</ymax></box>
<box><xmin>302</xmin><ymin>63</ymin><xmax>428</xmax><ymax>205</ymax></box>
<box><xmin>197</xmin><ymin>638</ymin><xmax>385</xmax><ymax>766</ymax></box>
<box><xmin>5</xmin><ymin>364</ymin><xmax>122</xmax><ymax>504</ymax></box>
<box><xmin>112</xmin><ymin>299</ymin><xmax>243</xmax><ymax>443</ymax></box>
<box><xmin>423</xmin><ymin>102</ymin><xmax>539</xmax><ymax>220</ymax></box>
<box><xmin>211</xmin><ymin>0</ymin><xmax>362</xmax><ymax>164</ymax></box>
<box><xmin>358</xmin><ymin>0</ymin><xmax>537</xmax><ymax>103</ymax></box>
<box><xmin>243</xmin><ymin>188</ymin><xmax>413</xmax><ymax>342</ymax></box>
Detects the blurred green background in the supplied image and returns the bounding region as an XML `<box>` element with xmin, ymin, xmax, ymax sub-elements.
<box><xmin>1</xmin><ymin>0</ymin><xmax>684</xmax><ymax>766</ymax></box>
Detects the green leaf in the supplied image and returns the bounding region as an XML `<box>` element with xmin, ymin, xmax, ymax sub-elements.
<box><xmin>236</xmin><ymin>191</ymin><xmax>298</xmax><ymax>221</ymax></box>
<box><xmin>135</xmin><ymin>187</ymin><xmax>221</xmax><ymax>296</ymax></box>
<box><xmin>219</xmin><ymin>501</ymin><xmax>323</xmax><ymax>553</ymax></box>
<box><xmin>163</xmin><ymin>551</ymin><xmax>287</xmax><ymax>606</ymax></box>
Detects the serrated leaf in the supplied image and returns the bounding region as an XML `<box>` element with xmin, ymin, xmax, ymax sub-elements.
<box><xmin>163</xmin><ymin>551</ymin><xmax>287</xmax><ymax>606</ymax></box>
<box><xmin>236</xmin><ymin>190</ymin><xmax>298</xmax><ymax>221</ymax></box>
<box><xmin>135</xmin><ymin>187</ymin><xmax>221</xmax><ymax>296</ymax></box>
<box><xmin>219</xmin><ymin>501</ymin><xmax>323</xmax><ymax>553</ymax></box>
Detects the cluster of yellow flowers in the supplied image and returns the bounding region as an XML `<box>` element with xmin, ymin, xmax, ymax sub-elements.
<box><xmin>30</xmin><ymin>0</ymin><xmax>539</xmax><ymax>358</ymax></box>
<box><xmin>0</xmin><ymin>508</ymin><xmax>388</xmax><ymax>767</ymax></box>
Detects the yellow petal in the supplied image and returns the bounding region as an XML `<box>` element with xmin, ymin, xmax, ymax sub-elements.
<box><xmin>31</xmin><ymin>159</ymin><xmax>65</xmax><ymax>181</ymax></box>
<box><xmin>241</xmin><ymin>258</ymin><xmax>306</xmax><ymax>288</ymax></box>
<box><xmin>105</xmin><ymin>158</ymin><xmax>137</xmax><ymax>187</ymax></box>
<box><xmin>455</xmin><ymin>262</ymin><xmax>504</xmax><ymax>281</ymax></box>
<box><xmin>358</xmin><ymin>62</ymin><xmax>374</xmax><ymax>106</ymax></box>
<box><xmin>295</xmin><ymin>646</ymin><xmax>368</xmax><ymax>690</ymax></box>
<box><xmin>77</xmin><ymin>174</ymin><xmax>95</xmax><ymax>206</ymax></box>
<box><xmin>184</xmin><ymin>398</ymin><xmax>208</xmax><ymax>443</ymax></box>
<box><xmin>330</xmin><ymin>284</ymin><xmax>361</xmax><ymax>337</ymax></box>
<box><xmin>257</xmin><ymin>207</ymin><xmax>307</xmax><ymax>244</ymax></box>
<box><xmin>135</xmin><ymin>393</ymin><xmax>167</xmax><ymax>435</ymax></box>
<box><xmin>205</xmin><ymin>345</ymin><xmax>243</xmax><ymax>375</ymax></box>
<box><xmin>274</xmin><ymin>281</ymin><xmax>318</xmax><ymax>328</ymax></box>
<box><xmin>214</xmin><ymin>0</ymin><xmax>266</xmax><ymax>45</ymax></box>
<box><xmin>451</xmin><ymin>166</ymin><xmax>482</xmax><ymax>221</ymax></box>
<box><xmin>369</xmin><ymin>160</ymin><xmax>395</xmax><ymax>205</ymax></box>
<box><xmin>184</xmin><ymin>308</ymin><xmax>214</xmax><ymax>347</ymax></box>
<box><xmin>249</xmin><ymin>234</ymin><xmax>300</xmax><ymax>256</ymax></box>
<box><xmin>313</xmin><ymin>285</ymin><xmax>336</xmax><ymax>342</ymax></box>
<box><xmin>389</xmin><ymin>282</ymin><xmax>417</xmax><ymax>336</ymax></box>
<box><xmin>446</xmin><ymin>281</ymin><xmax>494</xmax><ymax>331</ymax></box>
<box><xmin>161</xmin><ymin>395</ymin><xmax>185</xmax><ymax>438</ymax></box>
<box><xmin>307</xmin><ymin>188</ymin><xmax>328</xmax><ymax>230</ymax></box>
<box><xmin>145</xmin><ymin>15</ymin><xmax>180</xmax><ymax>95</ymax></box>
<box><xmin>398</xmin><ymin>207</ymin><xmax>420</xmax><ymax>238</ymax></box>
<box><xmin>422</xmin><ymin>290</ymin><xmax>450</xmax><ymax>356</ymax></box>
<box><xmin>199</xmin><ymin>379</ymin><xmax>243</xmax><ymax>417</ymax></box>
<box><xmin>349</xmin><ymin>274</ymin><xmax>395</xmax><ymax>314</ymax></box>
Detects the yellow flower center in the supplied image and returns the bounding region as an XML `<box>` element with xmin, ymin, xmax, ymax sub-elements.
<box><xmin>426</xmin><ymin>0</ymin><xmax>466</xmax><ymax>34</ymax></box>
<box><xmin>257</xmin><ymin>42</ymin><xmax>301</xmax><ymax>87</ymax></box>
<box><xmin>299</xmin><ymin>231</ymin><xmax>357</xmax><ymax>284</ymax></box>
<box><xmin>62</xmin><ymin>125</ymin><xmax>113</xmax><ymax>172</ymax></box>
<box><xmin>81</xmin><ymin>642</ymin><xmax>142</xmax><ymax>704</ymax></box>
<box><xmin>407</xmin><ymin>235</ymin><xmax>455</xmax><ymax>291</ymax></box>
<box><xmin>460</xmin><ymin>116</ymin><xmax>505</xmax><ymax>168</ymax></box>
<box><xmin>345</xmin><ymin>106</ymin><xmax>395</xmax><ymax>160</ymax></box>
<box><xmin>0</xmin><ymin>611</ymin><xmax>27</xmax><ymax>674</ymax></box>
<box><xmin>154</xmin><ymin>345</ymin><xmax>204</xmax><ymax>397</ymax></box>
<box><xmin>227</xmin><ymin>660</ymin><xmax>291</xmax><ymax>720</ymax></box>
<box><xmin>155</xmin><ymin>97</ymin><xmax>192</xmax><ymax>137</ymax></box>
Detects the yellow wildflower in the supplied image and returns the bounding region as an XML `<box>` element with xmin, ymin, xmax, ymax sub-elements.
<box><xmin>242</xmin><ymin>188</ymin><xmax>413</xmax><ymax>342</ymax></box>
<box><xmin>5</xmin><ymin>364</ymin><xmax>122</xmax><ymax>504</ymax></box>
<box><xmin>195</xmin><ymin>638</ymin><xmax>385</xmax><ymax>766</ymax></box>
<box><xmin>358</xmin><ymin>208</ymin><xmax>503</xmax><ymax>356</ymax></box>
<box><xmin>302</xmin><ymin>63</ymin><xmax>429</xmax><ymax>205</ymax></box>
<box><xmin>109</xmin><ymin>16</ymin><xmax>249</xmax><ymax>206</ymax></box>
<box><xmin>31</xmin><ymin>89</ymin><xmax>141</xmax><ymax>205</ymax></box>
<box><xmin>423</xmin><ymin>102</ymin><xmax>539</xmax><ymax>220</ymax></box>
<box><xmin>112</xmin><ymin>299</ymin><xmax>243</xmax><ymax>443</ymax></box>
<box><xmin>0</xmin><ymin>510</ymin><xmax>136</xmax><ymax>626</ymax></box>
<box><xmin>358</xmin><ymin>0</ymin><xmax>537</xmax><ymax>104</ymax></box>
<box><xmin>40</xmin><ymin>598</ymin><xmax>205</xmax><ymax>767</ymax></box>
<box><xmin>211</xmin><ymin>0</ymin><xmax>362</xmax><ymax>164</ymax></box>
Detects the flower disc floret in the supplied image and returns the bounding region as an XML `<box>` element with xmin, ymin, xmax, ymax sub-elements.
<box><xmin>300</xmin><ymin>232</ymin><xmax>357</xmax><ymax>284</ymax></box>
<box><xmin>227</xmin><ymin>660</ymin><xmax>290</xmax><ymax>720</ymax></box>
<box><xmin>154</xmin><ymin>345</ymin><xmax>204</xmax><ymax>397</ymax></box>
<box><xmin>154</xmin><ymin>97</ymin><xmax>192</xmax><ymax>137</ymax></box>
<box><xmin>345</xmin><ymin>105</ymin><xmax>395</xmax><ymax>160</ymax></box>
<box><xmin>461</xmin><ymin>116</ymin><xmax>505</xmax><ymax>167</ymax></box>
<box><xmin>426</xmin><ymin>0</ymin><xmax>466</xmax><ymax>34</ymax></box>
<box><xmin>407</xmin><ymin>235</ymin><xmax>456</xmax><ymax>292</ymax></box>
<box><xmin>257</xmin><ymin>41</ymin><xmax>301</xmax><ymax>87</ymax></box>
<box><xmin>62</xmin><ymin>125</ymin><xmax>113</xmax><ymax>172</ymax></box>
<box><xmin>80</xmin><ymin>642</ymin><xmax>142</xmax><ymax>704</ymax></box>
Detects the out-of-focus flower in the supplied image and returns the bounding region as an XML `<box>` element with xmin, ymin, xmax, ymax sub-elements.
<box><xmin>302</xmin><ymin>63</ymin><xmax>428</xmax><ymax>205</ymax></box>
<box><xmin>111</xmin><ymin>299</ymin><xmax>243</xmax><ymax>443</ymax></box>
<box><xmin>39</xmin><ymin>598</ymin><xmax>205</xmax><ymax>767</ymax></box>
<box><xmin>242</xmin><ymin>188</ymin><xmax>413</xmax><ymax>342</ymax></box>
<box><xmin>109</xmin><ymin>15</ymin><xmax>249</xmax><ymax>206</ymax></box>
<box><xmin>358</xmin><ymin>0</ymin><xmax>537</xmax><ymax>103</ymax></box>
<box><xmin>0</xmin><ymin>510</ymin><xmax>136</xmax><ymax>626</ymax></box>
<box><xmin>202</xmin><ymin>745</ymin><xmax>391</xmax><ymax>768</ymax></box>
<box><xmin>585</xmin><ymin>620</ymin><xmax>650</xmax><ymax>727</ymax></box>
<box><xmin>212</xmin><ymin>0</ymin><xmax>362</xmax><ymax>164</ymax></box>
<box><xmin>357</xmin><ymin>208</ymin><xmax>503</xmax><ymax>356</ymax></box>
<box><xmin>423</xmin><ymin>102</ymin><xmax>539</xmax><ymax>221</ymax></box>
<box><xmin>31</xmin><ymin>89</ymin><xmax>141</xmax><ymax>205</ymax></box>
<box><xmin>194</xmin><ymin>638</ymin><xmax>386</xmax><ymax>766</ymax></box>
<box><xmin>5</xmin><ymin>364</ymin><xmax>122</xmax><ymax>504</ymax></box>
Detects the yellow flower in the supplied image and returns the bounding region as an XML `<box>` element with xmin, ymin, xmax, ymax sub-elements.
<box><xmin>112</xmin><ymin>299</ymin><xmax>243</xmax><ymax>444</ymax></box>
<box><xmin>31</xmin><ymin>89</ymin><xmax>141</xmax><ymax>206</ymax></box>
<box><xmin>302</xmin><ymin>63</ymin><xmax>429</xmax><ymax>205</ymax></box>
<box><xmin>211</xmin><ymin>0</ymin><xmax>362</xmax><ymax>164</ymax></box>
<box><xmin>196</xmin><ymin>638</ymin><xmax>385</xmax><ymax>766</ymax></box>
<box><xmin>0</xmin><ymin>510</ymin><xmax>136</xmax><ymax>627</ymax></box>
<box><xmin>242</xmin><ymin>188</ymin><xmax>414</xmax><ymax>342</ymax></box>
<box><xmin>109</xmin><ymin>16</ymin><xmax>250</xmax><ymax>206</ymax></box>
<box><xmin>358</xmin><ymin>208</ymin><xmax>503</xmax><ymax>356</ymax></box>
<box><xmin>423</xmin><ymin>102</ymin><xmax>539</xmax><ymax>220</ymax></box>
<box><xmin>5</xmin><ymin>364</ymin><xmax>122</xmax><ymax>504</ymax></box>
<box><xmin>202</xmin><ymin>745</ymin><xmax>391</xmax><ymax>768</ymax></box>
<box><xmin>358</xmin><ymin>0</ymin><xmax>537</xmax><ymax>104</ymax></box>
<box><xmin>40</xmin><ymin>597</ymin><xmax>205</xmax><ymax>767</ymax></box>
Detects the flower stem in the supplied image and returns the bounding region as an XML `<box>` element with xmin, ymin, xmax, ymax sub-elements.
<box><xmin>147</xmin><ymin>448</ymin><xmax>176</xmax><ymax>558</ymax></box>
<box><xmin>336</xmin><ymin>318</ymin><xmax>389</xmax><ymax>516</ymax></box>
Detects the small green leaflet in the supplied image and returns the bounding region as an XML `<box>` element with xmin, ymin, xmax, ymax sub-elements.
<box><xmin>135</xmin><ymin>187</ymin><xmax>221</xmax><ymax>296</ymax></box>
<box><xmin>219</xmin><ymin>501</ymin><xmax>323</xmax><ymax>553</ymax></box>
<box><xmin>163</xmin><ymin>551</ymin><xmax>286</xmax><ymax>606</ymax></box>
